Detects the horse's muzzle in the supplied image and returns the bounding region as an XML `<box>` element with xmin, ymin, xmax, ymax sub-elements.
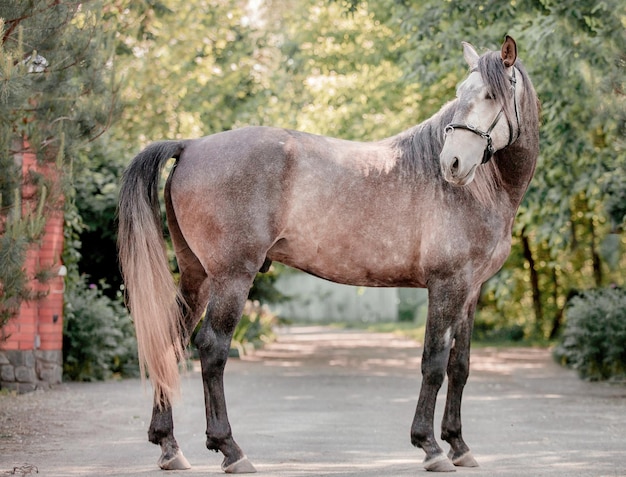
<box><xmin>440</xmin><ymin>149</ymin><xmax>479</xmax><ymax>186</ymax></box>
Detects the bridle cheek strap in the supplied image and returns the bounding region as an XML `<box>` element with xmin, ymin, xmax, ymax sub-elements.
<box><xmin>444</xmin><ymin>68</ymin><xmax>520</xmax><ymax>165</ymax></box>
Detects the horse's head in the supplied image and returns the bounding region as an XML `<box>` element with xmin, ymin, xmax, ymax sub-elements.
<box><xmin>440</xmin><ymin>36</ymin><xmax>521</xmax><ymax>186</ymax></box>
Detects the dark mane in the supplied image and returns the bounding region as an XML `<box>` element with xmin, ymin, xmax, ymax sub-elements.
<box><xmin>386</xmin><ymin>100</ymin><xmax>457</xmax><ymax>179</ymax></box>
<box><xmin>477</xmin><ymin>51</ymin><xmax>516</xmax><ymax>127</ymax></box>
<box><xmin>478</xmin><ymin>52</ymin><xmax>538</xmax><ymax>144</ymax></box>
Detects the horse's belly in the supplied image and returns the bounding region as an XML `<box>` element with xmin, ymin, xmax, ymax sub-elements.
<box><xmin>267</xmin><ymin>232</ymin><xmax>426</xmax><ymax>288</ymax></box>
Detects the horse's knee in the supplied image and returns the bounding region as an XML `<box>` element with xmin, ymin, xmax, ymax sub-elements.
<box><xmin>421</xmin><ymin>351</ymin><xmax>448</xmax><ymax>388</ymax></box>
<box><xmin>423</xmin><ymin>366</ymin><xmax>446</xmax><ymax>387</ymax></box>
<box><xmin>194</xmin><ymin>326</ymin><xmax>230</xmax><ymax>367</ymax></box>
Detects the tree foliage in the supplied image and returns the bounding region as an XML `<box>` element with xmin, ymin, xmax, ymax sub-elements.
<box><xmin>63</xmin><ymin>278</ymin><xmax>138</xmax><ymax>381</ymax></box>
<box><xmin>0</xmin><ymin>1</ymin><xmax>118</xmax><ymax>328</ymax></box>
<box><xmin>361</xmin><ymin>0</ymin><xmax>626</xmax><ymax>338</ymax></box>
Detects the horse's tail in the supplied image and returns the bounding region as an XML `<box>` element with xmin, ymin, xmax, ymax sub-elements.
<box><xmin>118</xmin><ymin>141</ymin><xmax>186</xmax><ymax>406</ymax></box>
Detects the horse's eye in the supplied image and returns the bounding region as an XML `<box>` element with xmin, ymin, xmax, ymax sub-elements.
<box><xmin>485</xmin><ymin>91</ymin><xmax>494</xmax><ymax>100</ymax></box>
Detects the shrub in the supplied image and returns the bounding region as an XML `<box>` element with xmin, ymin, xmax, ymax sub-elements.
<box><xmin>63</xmin><ymin>280</ymin><xmax>138</xmax><ymax>381</ymax></box>
<box><xmin>231</xmin><ymin>300</ymin><xmax>279</xmax><ymax>357</ymax></box>
<box><xmin>553</xmin><ymin>286</ymin><xmax>626</xmax><ymax>381</ymax></box>
<box><xmin>473</xmin><ymin>319</ymin><xmax>526</xmax><ymax>343</ymax></box>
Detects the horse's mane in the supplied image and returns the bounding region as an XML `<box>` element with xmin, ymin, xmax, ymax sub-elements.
<box><xmin>388</xmin><ymin>49</ymin><xmax>538</xmax><ymax>209</ymax></box>
<box><xmin>387</xmin><ymin>102</ymin><xmax>455</xmax><ymax>180</ymax></box>
<box><xmin>477</xmin><ymin>51</ymin><xmax>537</xmax><ymax>140</ymax></box>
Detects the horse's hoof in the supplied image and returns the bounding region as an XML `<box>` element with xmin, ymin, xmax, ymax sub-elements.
<box><xmin>158</xmin><ymin>449</ymin><xmax>191</xmax><ymax>470</ymax></box>
<box><xmin>449</xmin><ymin>450</ymin><xmax>479</xmax><ymax>467</ymax></box>
<box><xmin>424</xmin><ymin>453</ymin><xmax>456</xmax><ymax>472</ymax></box>
<box><xmin>222</xmin><ymin>455</ymin><xmax>257</xmax><ymax>474</ymax></box>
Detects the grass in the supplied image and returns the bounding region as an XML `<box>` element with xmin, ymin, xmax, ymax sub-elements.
<box><xmin>323</xmin><ymin>321</ymin><xmax>427</xmax><ymax>344</ymax></box>
<box><xmin>471</xmin><ymin>336</ymin><xmax>553</xmax><ymax>348</ymax></box>
<box><xmin>291</xmin><ymin>320</ymin><xmax>553</xmax><ymax>349</ymax></box>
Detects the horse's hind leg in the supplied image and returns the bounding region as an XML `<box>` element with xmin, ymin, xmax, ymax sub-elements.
<box><xmin>441</xmin><ymin>294</ymin><xmax>479</xmax><ymax>468</ymax></box>
<box><xmin>148</xmin><ymin>259</ymin><xmax>210</xmax><ymax>470</ymax></box>
<box><xmin>195</xmin><ymin>273</ymin><xmax>257</xmax><ymax>474</ymax></box>
<box><xmin>148</xmin><ymin>185</ymin><xmax>212</xmax><ymax>470</ymax></box>
<box><xmin>148</xmin><ymin>262</ymin><xmax>211</xmax><ymax>470</ymax></box>
<box><xmin>149</xmin><ymin>401</ymin><xmax>189</xmax><ymax>470</ymax></box>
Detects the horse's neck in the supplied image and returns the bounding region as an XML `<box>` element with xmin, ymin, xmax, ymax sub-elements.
<box><xmin>496</xmin><ymin>139</ymin><xmax>538</xmax><ymax>209</ymax></box>
<box><xmin>497</xmin><ymin>76</ymin><xmax>540</xmax><ymax>210</ymax></box>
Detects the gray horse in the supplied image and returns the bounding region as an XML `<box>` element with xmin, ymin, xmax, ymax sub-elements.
<box><xmin>118</xmin><ymin>35</ymin><xmax>539</xmax><ymax>473</ymax></box>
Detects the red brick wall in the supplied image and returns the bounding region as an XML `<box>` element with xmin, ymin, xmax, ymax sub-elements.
<box><xmin>1</xmin><ymin>145</ymin><xmax>64</xmax><ymax>355</ymax></box>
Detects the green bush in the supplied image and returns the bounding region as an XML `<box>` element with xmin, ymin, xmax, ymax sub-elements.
<box><xmin>473</xmin><ymin>319</ymin><xmax>526</xmax><ymax>343</ymax></box>
<box><xmin>63</xmin><ymin>280</ymin><xmax>138</xmax><ymax>381</ymax></box>
<box><xmin>553</xmin><ymin>287</ymin><xmax>626</xmax><ymax>381</ymax></box>
<box><xmin>231</xmin><ymin>300</ymin><xmax>279</xmax><ymax>357</ymax></box>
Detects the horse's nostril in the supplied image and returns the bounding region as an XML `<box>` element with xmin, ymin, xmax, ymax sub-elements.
<box><xmin>451</xmin><ymin>157</ymin><xmax>460</xmax><ymax>173</ymax></box>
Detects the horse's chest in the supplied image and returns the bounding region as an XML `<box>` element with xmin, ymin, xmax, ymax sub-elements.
<box><xmin>418</xmin><ymin>211</ymin><xmax>510</xmax><ymax>282</ymax></box>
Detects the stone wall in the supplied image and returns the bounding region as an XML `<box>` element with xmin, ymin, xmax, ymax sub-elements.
<box><xmin>272</xmin><ymin>270</ymin><xmax>430</xmax><ymax>324</ymax></box>
<box><xmin>0</xmin><ymin>350</ymin><xmax>62</xmax><ymax>392</ymax></box>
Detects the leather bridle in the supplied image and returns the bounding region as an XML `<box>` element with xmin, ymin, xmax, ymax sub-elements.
<box><xmin>444</xmin><ymin>67</ymin><xmax>521</xmax><ymax>164</ymax></box>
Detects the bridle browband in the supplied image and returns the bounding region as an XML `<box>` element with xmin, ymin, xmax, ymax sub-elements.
<box><xmin>444</xmin><ymin>67</ymin><xmax>521</xmax><ymax>164</ymax></box>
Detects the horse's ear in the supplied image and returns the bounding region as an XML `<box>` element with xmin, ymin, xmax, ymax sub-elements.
<box><xmin>462</xmin><ymin>41</ymin><xmax>479</xmax><ymax>69</ymax></box>
<box><xmin>501</xmin><ymin>35</ymin><xmax>517</xmax><ymax>68</ymax></box>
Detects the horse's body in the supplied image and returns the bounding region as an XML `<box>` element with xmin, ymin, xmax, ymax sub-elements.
<box><xmin>118</xmin><ymin>37</ymin><xmax>539</xmax><ymax>473</ymax></box>
<box><xmin>173</xmin><ymin>121</ymin><xmax>508</xmax><ymax>289</ymax></box>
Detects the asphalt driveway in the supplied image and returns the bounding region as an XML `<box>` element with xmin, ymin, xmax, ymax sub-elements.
<box><xmin>2</xmin><ymin>326</ymin><xmax>625</xmax><ymax>476</ymax></box>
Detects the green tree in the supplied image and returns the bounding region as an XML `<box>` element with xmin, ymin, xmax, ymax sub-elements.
<box><xmin>72</xmin><ymin>0</ymin><xmax>276</xmax><ymax>292</ymax></box>
<box><xmin>105</xmin><ymin>0</ymin><xmax>273</xmax><ymax>143</ymax></box>
<box><xmin>263</xmin><ymin>0</ymin><xmax>418</xmax><ymax>139</ymax></box>
<box><xmin>284</xmin><ymin>0</ymin><xmax>624</xmax><ymax>339</ymax></box>
<box><xmin>0</xmin><ymin>1</ymin><xmax>119</xmax><ymax>330</ymax></box>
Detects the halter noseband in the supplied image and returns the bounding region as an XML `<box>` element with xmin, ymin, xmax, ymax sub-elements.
<box><xmin>444</xmin><ymin>67</ymin><xmax>520</xmax><ymax>164</ymax></box>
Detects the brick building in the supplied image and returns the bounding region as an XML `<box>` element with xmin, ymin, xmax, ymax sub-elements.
<box><xmin>0</xmin><ymin>145</ymin><xmax>64</xmax><ymax>392</ymax></box>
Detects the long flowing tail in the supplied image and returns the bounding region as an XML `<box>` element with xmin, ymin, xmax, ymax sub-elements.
<box><xmin>118</xmin><ymin>141</ymin><xmax>186</xmax><ymax>406</ymax></box>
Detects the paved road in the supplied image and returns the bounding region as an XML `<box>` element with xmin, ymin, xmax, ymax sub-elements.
<box><xmin>2</xmin><ymin>326</ymin><xmax>625</xmax><ymax>476</ymax></box>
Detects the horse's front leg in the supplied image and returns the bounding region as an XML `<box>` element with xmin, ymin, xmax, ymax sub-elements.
<box><xmin>148</xmin><ymin>398</ymin><xmax>191</xmax><ymax>470</ymax></box>
<box><xmin>411</xmin><ymin>330</ymin><xmax>455</xmax><ymax>471</ymax></box>
<box><xmin>196</xmin><ymin>278</ymin><xmax>257</xmax><ymax>474</ymax></box>
<box><xmin>441</xmin><ymin>295</ymin><xmax>479</xmax><ymax>468</ymax></box>
<box><xmin>411</xmin><ymin>281</ymin><xmax>466</xmax><ymax>472</ymax></box>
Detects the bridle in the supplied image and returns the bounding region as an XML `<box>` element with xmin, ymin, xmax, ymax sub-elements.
<box><xmin>444</xmin><ymin>67</ymin><xmax>521</xmax><ymax>164</ymax></box>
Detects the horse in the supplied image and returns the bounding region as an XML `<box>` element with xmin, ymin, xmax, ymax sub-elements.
<box><xmin>117</xmin><ymin>35</ymin><xmax>539</xmax><ymax>473</ymax></box>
